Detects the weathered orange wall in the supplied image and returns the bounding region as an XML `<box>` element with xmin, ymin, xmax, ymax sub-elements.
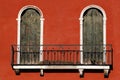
<box><xmin>0</xmin><ymin>0</ymin><xmax>119</xmax><ymax>80</ymax></box>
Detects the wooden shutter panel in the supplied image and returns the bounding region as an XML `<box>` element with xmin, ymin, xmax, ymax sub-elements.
<box><xmin>20</xmin><ymin>8</ymin><xmax>40</xmax><ymax>64</ymax></box>
<box><xmin>83</xmin><ymin>8</ymin><xmax>103</xmax><ymax>64</ymax></box>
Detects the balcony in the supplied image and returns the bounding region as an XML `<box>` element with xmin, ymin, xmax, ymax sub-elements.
<box><xmin>11</xmin><ymin>44</ymin><xmax>113</xmax><ymax>77</ymax></box>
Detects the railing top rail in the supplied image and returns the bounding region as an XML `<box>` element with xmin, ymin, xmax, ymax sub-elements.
<box><xmin>11</xmin><ymin>44</ymin><xmax>112</xmax><ymax>46</ymax></box>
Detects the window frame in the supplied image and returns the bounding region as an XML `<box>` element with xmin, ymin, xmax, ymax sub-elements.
<box><xmin>16</xmin><ymin>5</ymin><xmax>44</xmax><ymax>64</ymax></box>
<box><xmin>79</xmin><ymin>5</ymin><xmax>107</xmax><ymax>64</ymax></box>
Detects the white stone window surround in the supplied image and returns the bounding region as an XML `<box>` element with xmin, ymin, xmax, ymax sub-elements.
<box><xmin>79</xmin><ymin>5</ymin><xmax>107</xmax><ymax>64</ymax></box>
<box><xmin>16</xmin><ymin>5</ymin><xmax>45</xmax><ymax>64</ymax></box>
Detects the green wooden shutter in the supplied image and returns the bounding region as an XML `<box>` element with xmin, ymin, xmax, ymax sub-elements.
<box><xmin>20</xmin><ymin>8</ymin><xmax>40</xmax><ymax>64</ymax></box>
<box><xmin>83</xmin><ymin>8</ymin><xmax>103</xmax><ymax>64</ymax></box>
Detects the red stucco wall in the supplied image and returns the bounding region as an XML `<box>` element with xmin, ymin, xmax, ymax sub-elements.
<box><xmin>0</xmin><ymin>0</ymin><xmax>119</xmax><ymax>80</ymax></box>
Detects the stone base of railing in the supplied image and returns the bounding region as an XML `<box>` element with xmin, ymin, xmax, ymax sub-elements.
<box><xmin>12</xmin><ymin>64</ymin><xmax>111</xmax><ymax>78</ymax></box>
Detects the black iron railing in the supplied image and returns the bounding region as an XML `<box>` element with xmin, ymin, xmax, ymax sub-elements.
<box><xmin>11</xmin><ymin>44</ymin><xmax>113</xmax><ymax>66</ymax></box>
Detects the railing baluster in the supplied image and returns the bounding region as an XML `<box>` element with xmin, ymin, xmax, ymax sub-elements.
<box><xmin>67</xmin><ymin>50</ymin><xmax>68</xmax><ymax>63</ymax></box>
<box><xmin>53</xmin><ymin>50</ymin><xmax>55</xmax><ymax>64</ymax></box>
<box><xmin>47</xmin><ymin>51</ymin><xmax>49</xmax><ymax>62</ymax></box>
<box><xmin>72</xmin><ymin>50</ymin><xmax>74</xmax><ymax>64</ymax></box>
<box><xmin>76</xmin><ymin>50</ymin><xmax>78</xmax><ymax>64</ymax></box>
<box><xmin>56</xmin><ymin>50</ymin><xmax>58</xmax><ymax>63</ymax></box>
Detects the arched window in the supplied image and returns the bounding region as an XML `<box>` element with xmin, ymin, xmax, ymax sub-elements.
<box><xmin>80</xmin><ymin>5</ymin><xmax>106</xmax><ymax>64</ymax></box>
<box><xmin>17</xmin><ymin>5</ymin><xmax>44</xmax><ymax>64</ymax></box>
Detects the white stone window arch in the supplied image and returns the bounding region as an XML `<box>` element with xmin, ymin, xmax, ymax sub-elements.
<box><xmin>16</xmin><ymin>5</ymin><xmax>44</xmax><ymax>64</ymax></box>
<box><xmin>79</xmin><ymin>5</ymin><xmax>107</xmax><ymax>64</ymax></box>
